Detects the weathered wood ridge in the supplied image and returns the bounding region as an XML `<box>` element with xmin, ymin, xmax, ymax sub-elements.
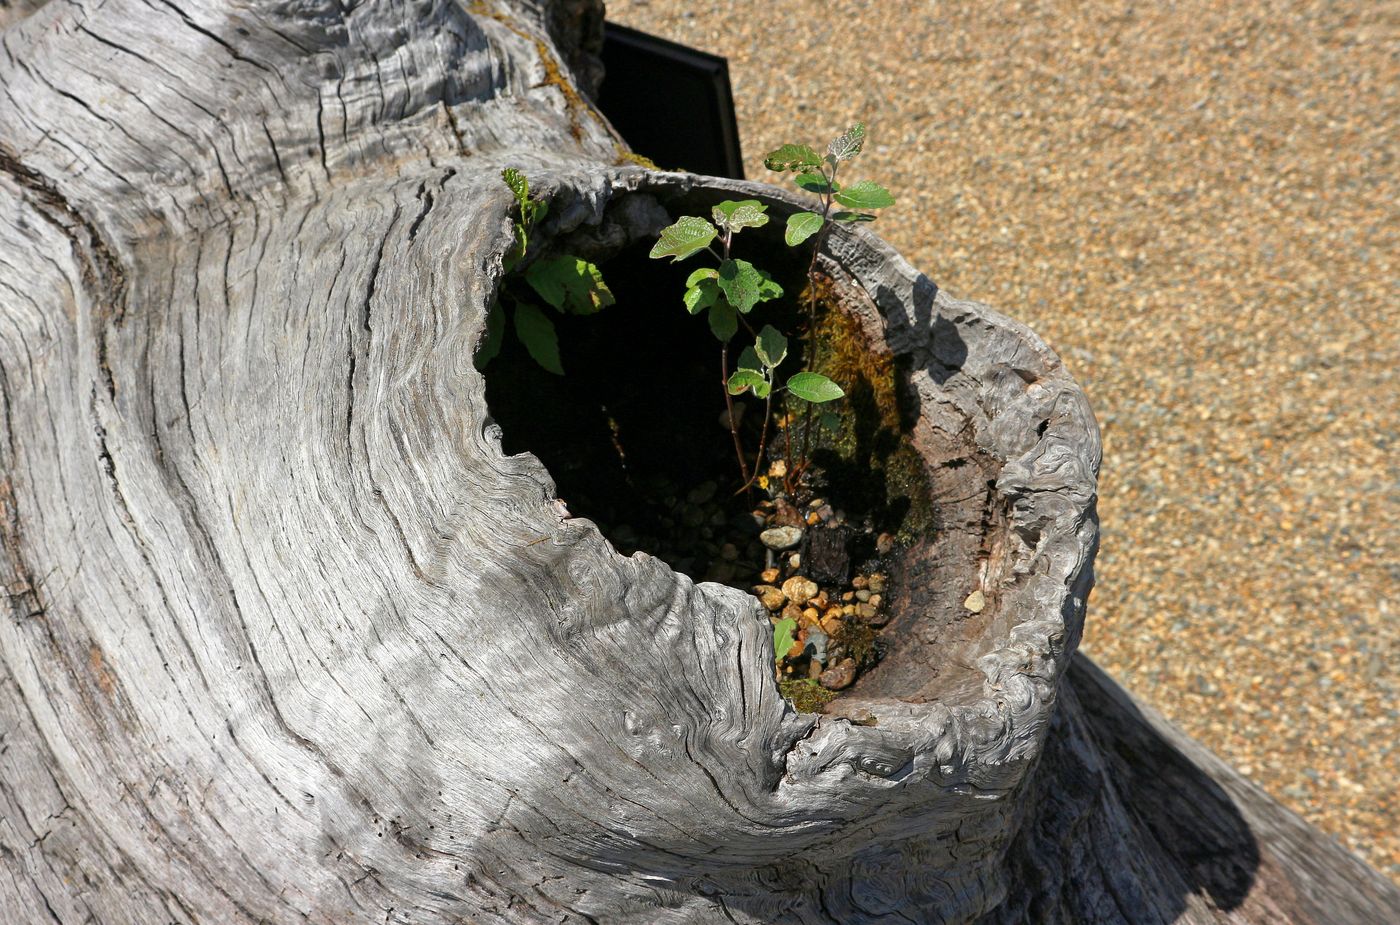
<box><xmin>1</xmin><ymin>1</ymin><xmax>1396</xmax><ymax>922</ymax></box>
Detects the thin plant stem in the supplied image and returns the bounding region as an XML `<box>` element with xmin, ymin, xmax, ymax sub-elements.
<box><xmin>733</xmin><ymin>387</ymin><xmax>774</xmax><ymax>497</ymax></box>
<box><xmin>795</xmin><ymin>163</ymin><xmax>839</xmax><ymax>480</ymax></box>
<box><xmin>721</xmin><ymin>342</ymin><xmax>750</xmax><ymax>489</ymax></box>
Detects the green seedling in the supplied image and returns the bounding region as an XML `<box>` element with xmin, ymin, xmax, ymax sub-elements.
<box><xmin>649</xmin><ymin>196</ymin><xmax>843</xmax><ymax>492</ymax></box>
<box><xmin>765</xmin><ymin>123</ymin><xmax>895</xmax><ymax>470</ymax></box>
<box><xmin>477</xmin><ymin>168</ymin><xmax>614</xmax><ymax>375</ymax></box>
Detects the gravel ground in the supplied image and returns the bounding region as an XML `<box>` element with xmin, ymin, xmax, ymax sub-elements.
<box><xmin>608</xmin><ymin>0</ymin><xmax>1399</xmax><ymax>882</ymax></box>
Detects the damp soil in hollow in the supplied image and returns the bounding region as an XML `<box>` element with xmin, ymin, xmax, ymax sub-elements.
<box><xmin>482</xmin><ymin>232</ymin><xmax>937</xmax><ymax>709</ymax></box>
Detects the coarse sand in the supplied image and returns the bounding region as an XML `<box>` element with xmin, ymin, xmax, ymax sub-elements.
<box><xmin>608</xmin><ymin>0</ymin><xmax>1399</xmax><ymax>882</ymax></box>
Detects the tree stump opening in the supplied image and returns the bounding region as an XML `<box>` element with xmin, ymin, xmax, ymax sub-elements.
<box><xmin>477</xmin><ymin>179</ymin><xmax>1013</xmax><ymax>714</ymax></box>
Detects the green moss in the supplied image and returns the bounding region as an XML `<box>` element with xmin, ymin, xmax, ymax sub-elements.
<box><xmin>806</xmin><ymin>292</ymin><xmax>937</xmax><ymax>543</ymax></box>
<box><xmin>832</xmin><ymin>618</ymin><xmax>878</xmax><ymax>670</ymax></box>
<box><xmin>615</xmin><ymin>149</ymin><xmax>660</xmax><ymax>170</ymax></box>
<box><xmin>778</xmin><ymin>678</ymin><xmax>838</xmax><ymax>713</ymax></box>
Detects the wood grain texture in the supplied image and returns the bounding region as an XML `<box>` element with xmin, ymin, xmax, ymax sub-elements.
<box><xmin>1</xmin><ymin>1</ymin><xmax>1395</xmax><ymax>922</ymax></box>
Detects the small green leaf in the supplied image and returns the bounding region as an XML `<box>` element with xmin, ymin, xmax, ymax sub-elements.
<box><xmin>685</xmin><ymin>267</ymin><xmax>719</xmax><ymax>287</ymax></box>
<box><xmin>820</xmin><ymin>410</ymin><xmax>842</xmax><ymax>433</ymax></box>
<box><xmin>756</xmin><ymin>271</ymin><xmax>783</xmax><ymax>304</ymax></box>
<box><xmin>833</xmin><ymin>180</ymin><xmax>895</xmax><ymax>210</ymax></box>
<box><xmin>754</xmin><ymin>325</ymin><xmax>788</xmax><ymax>368</ymax></box>
<box><xmin>525</xmin><ymin>256</ymin><xmax>615</xmax><ymax>315</ymax></box>
<box><xmin>785</xmin><ymin>211</ymin><xmax>823</xmax><ymax>246</ymax></box>
<box><xmin>475</xmin><ymin>301</ymin><xmax>505</xmax><ymax>370</ymax></box>
<box><xmin>763</xmin><ymin>143</ymin><xmax>823</xmax><ymax>173</ymax></box>
<box><xmin>726</xmin><ymin>368</ymin><xmax>766</xmax><ymax>395</ymax></box>
<box><xmin>753</xmin><ymin>378</ymin><xmax>772</xmax><ymax>399</ymax></box>
<box><xmin>833</xmin><ymin>211</ymin><xmax>878</xmax><ymax>223</ymax></box>
<box><xmin>773</xmin><ymin>617</ymin><xmax>798</xmax><ymax>661</ymax></box>
<box><xmin>736</xmin><ymin>345</ymin><xmax>762</xmax><ymax>372</ymax></box>
<box><xmin>708</xmin><ymin>302</ymin><xmax>738</xmax><ymax>342</ymax></box>
<box><xmin>514</xmin><ymin>301</ymin><xmax>564</xmax><ymax>375</ymax></box>
<box><xmin>827</xmin><ymin>123</ymin><xmax>866</xmax><ymax>162</ymax></box>
<box><xmin>501</xmin><ymin>167</ymin><xmax>529</xmax><ymax>208</ymax></box>
<box><xmin>786</xmin><ymin>371</ymin><xmax>844</xmax><ymax>403</ymax></box>
<box><xmin>649</xmin><ymin>216</ymin><xmax>718</xmax><ymax>262</ymax></box>
<box><xmin>794</xmin><ymin>173</ymin><xmax>838</xmax><ymax>195</ymax></box>
<box><xmin>712</xmin><ymin>199</ymin><xmax>769</xmax><ymax>232</ymax></box>
<box><xmin>717</xmin><ymin>258</ymin><xmax>765</xmax><ymax>313</ymax></box>
<box><xmin>683</xmin><ymin>279</ymin><xmax>719</xmax><ymax>314</ymax></box>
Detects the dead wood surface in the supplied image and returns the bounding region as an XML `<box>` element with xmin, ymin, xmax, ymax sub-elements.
<box><xmin>0</xmin><ymin>1</ymin><xmax>1395</xmax><ymax>923</ymax></box>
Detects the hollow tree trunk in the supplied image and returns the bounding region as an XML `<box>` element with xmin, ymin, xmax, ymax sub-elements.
<box><xmin>1</xmin><ymin>1</ymin><xmax>1395</xmax><ymax>923</ymax></box>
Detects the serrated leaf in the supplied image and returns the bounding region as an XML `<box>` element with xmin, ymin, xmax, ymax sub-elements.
<box><xmin>501</xmin><ymin>167</ymin><xmax>529</xmax><ymax>207</ymax></box>
<box><xmin>833</xmin><ymin>210</ymin><xmax>878</xmax><ymax>223</ymax></box>
<box><xmin>649</xmin><ymin>216</ymin><xmax>718</xmax><ymax>262</ymax></box>
<box><xmin>684</xmin><ymin>278</ymin><xmax>719</xmax><ymax>315</ymax></box>
<box><xmin>736</xmin><ymin>345</ymin><xmax>762</xmax><ymax>372</ymax></box>
<box><xmin>474</xmin><ymin>301</ymin><xmax>505</xmax><ymax>370</ymax></box>
<box><xmin>755</xmin><ymin>324</ymin><xmax>788</xmax><ymax>368</ymax></box>
<box><xmin>833</xmin><ymin>180</ymin><xmax>895</xmax><ymax>210</ymax></box>
<box><xmin>786</xmin><ymin>371</ymin><xmax>844</xmax><ymax>403</ymax></box>
<box><xmin>726</xmin><ymin>368</ymin><xmax>766</xmax><ymax>395</ymax></box>
<box><xmin>708</xmin><ymin>302</ymin><xmax>738</xmax><ymax>342</ymax></box>
<box><xmin>827</xmin><ymin>123</ymin><xmax>866</xmax><ymax>162</ymax></box>
<box><xmin>794</xmin><ymin>173</ymin><xmax>838</xmax><ymax>195</ymax></box>
<box><xmin>685</xmin><ymin>267</ymin><xmax>719</xmax><ymax>287</ymax></box>
<box><xmin>525</xmin><ymin>256</ymin><xmax>615</xmax><ymax>315</ymax></box>
<box><xmin>717</xmin><ymin>258</ymin><xmax>764</xmax><ymax>313</ymax></box>
<box><xmin>773</xmin><ymin>617</ymin><xmax>798</xmax><ymax>661</ymax></box>
<box><xmin>514</xmin><ymin>301</ymin><xmax>564</xmax><ymax>375</ymax></box>
<box><xmin>785</xmin><ymin>211</ymin><xmax>823</xmax><ymax>246</ymax></box>
<box><xmin>712</xmin><ymin>199</ymin><xmax>769</xmax><ymax>232</ymax></box>
<box><xmin>762</xmin><ymin>143</ymin><xmax>823</xmax><ymax>172</ymax></box>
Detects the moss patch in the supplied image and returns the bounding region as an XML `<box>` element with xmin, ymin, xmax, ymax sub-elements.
<box><xmin>805</xmin><ymin>284</ymin><xmax>937</xmax><ymax>543</ymax></box>
<box><xmin>778</xmin><ymin>679</ymin><xmax>838</xmax><ymax>713</ymax></box>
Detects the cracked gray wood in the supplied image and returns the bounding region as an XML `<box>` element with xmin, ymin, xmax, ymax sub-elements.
<box><xmin>1</xmin><ymin>0</ymin><xmax>1396</xmax><ymax>922</ymax></box>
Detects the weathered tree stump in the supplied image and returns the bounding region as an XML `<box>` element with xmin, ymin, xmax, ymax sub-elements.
<box><xmin>1</xmin><ymin>1</ymin><xmax>1396</xmax><ymax>922</ymax></box>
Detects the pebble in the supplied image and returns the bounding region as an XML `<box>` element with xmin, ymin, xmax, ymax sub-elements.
<box><xmin>768</xmin><ymin>460</ymin><xmax>788</xmax><ymax>479</ymax></box>
<box><xmin>760</xmin><ymin>567</ymin><xmax>780</xmax><ymax>583</ymax></box>
<box><xmin>760</xmin><ymin>526</ymin><xmax>803</xmax><ymax>550</ymax></box>
<box><xmin>855</xmin><ymin>589</ymin><xmax>872</xmax><ymax>603</ymax></box>
<box><xmin>867</xmin><ymin>574</ymin><xmax>886</xmax><ymax>594</ymax></box>
<box><xmin>855</xmin><ymin>603</ymin><xmax>879</xmax><ymax>622</ymax></box>
<box><xmin>852</xmin><ymin>575</ymin><xmax>868</xmax><ymax>590</ymax></box>
<box><xmin>781</xmin><ymin>576</ymin><xmax>818</xmax><ymax>606</ymax></box>
<box><xmin>820</xmin><ymin>613</ymin><xmax>844</xmax><ymax>635</ymax></box>
<box><xmin>805</xmin><ymin>628</ymin><xmax>829</xmax><ymax>664</ymax></box>
<box><xmin>876</xmin><ymin>533</ymin><xmax>895</xmax><ymax>556</ymax></box>
<box><xmin>964</xmin><ymin>590</ymin><xmax>986</xmax><ymax>613</ymax></box>
<box><xmin>772</xmin><ymin>499</ymin><xmax>805</xmax><ymax>528</ymax></box>
<box><xmin>819</xmin><ymin>658</ymin><xmax>857</xmax><ymax>691</ymax></box>
<box><xmin>754</xmin><ymin>586</ymin><xmax>785</xmax><ymax>612</ymax></box>
<box><xmin>782</xmin><ymin>602</ymin><xmax>804</xmax><ymax>624</ymax></box>
<box><xmin>788</xmin><ymin>553</ymin><xmax>801</xmax><ymax>569</ymax></box>
<box><xmin>687</xmin><ymin>481</ymin><xmax>718</xmax><ymax>505</ymax></box>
